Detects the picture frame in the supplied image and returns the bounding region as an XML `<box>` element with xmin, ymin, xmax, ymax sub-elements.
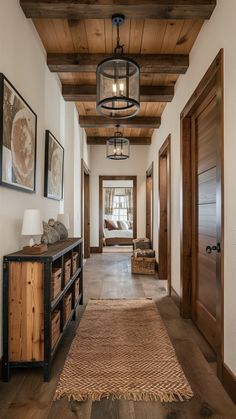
<box><xmin>0</xmin><ymin>74</ymin><xmax>37</xmax><ymax>193</ymax></box>
<box><xmin>44</xmin><ymin>130</ymin><xmax>64</xmax><ymax>201</ymax></box>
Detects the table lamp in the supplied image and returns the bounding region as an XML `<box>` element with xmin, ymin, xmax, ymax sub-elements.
<box><xmin>57</xmin><ymin>213</ymin><xmax>70</xmax><ymax>230</ymax></box>
<box><xmin>21</xmin><ymin>209</ymin><xmax>46</xmax><ymax>254</ymax></box>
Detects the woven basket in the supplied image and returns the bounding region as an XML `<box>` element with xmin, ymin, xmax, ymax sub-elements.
<box><xmin>133</xmin><ymin>238</ymin><xmax>151</xmax><ymax>251</ymax></box>
<box><xmin>131</xmin><ymin>256</ymin><xmax>156</xmax><ymax>275</ymax></box>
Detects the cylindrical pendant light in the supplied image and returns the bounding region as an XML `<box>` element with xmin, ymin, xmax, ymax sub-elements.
<box><xmin>106</xmin><ymin>126</ymin><xmax>130</xmax><ymax>160</ymax></box>
<box><xmin>96</xmin><ymin>14</ymin><xmax>140</xmax><ymax>119</ymax></box>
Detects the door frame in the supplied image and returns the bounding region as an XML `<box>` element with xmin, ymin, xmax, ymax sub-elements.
<box><xmin>180</xmin><ymin>50</ymin><xmax>224</xmax><ymax>377</ymax></box>
<box><xmin>158</xmin><ymin>135</ymin><xmax>171</xmax><ymax>293</ymax></box>
<box><xmin>81</xmin><ymin>159</ymin><xmax>90</xmax><ymax>258</ymax></box>
<box><xmin>99</xmin><ymin>175</ymin><xmax>137</xmax><ymax>253</ymax></box>
<box><xmin>146</xmin><ymin>162</ymin><xmax>154</xmax><ymax>245</ymax></box>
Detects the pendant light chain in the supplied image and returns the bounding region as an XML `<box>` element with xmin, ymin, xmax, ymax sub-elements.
<box><xmin>115</xmin><ymin>21</ymin><xmax>123</xmax><ymax>55</ymax></box>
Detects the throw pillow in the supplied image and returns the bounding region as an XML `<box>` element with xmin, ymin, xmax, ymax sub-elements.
<box><xmin>105</xmin><ymin>219</ymin><xmax>119</xmax><ymax>230</ymax></box>
<box><xmin>118</xmin><ymin>220</ymin><xmax>129</xmax><ymax>230</ymax></box>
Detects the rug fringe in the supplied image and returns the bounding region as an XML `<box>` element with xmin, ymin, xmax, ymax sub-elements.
<box><xmin>53</xmin><ymin>388</ymin><xmax>193</xmax><ymax>403</ymax></box>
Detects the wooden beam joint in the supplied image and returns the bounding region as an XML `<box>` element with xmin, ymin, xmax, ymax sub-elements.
<box><xmin>62</xmin><ymin>84</ymin><xmax>174</xmax><ymax>103</ymax></box>
<box><xmin>87</xmin><ymin>136</ymin><xmax>151</xmax><ymax>145</ymax></box>
<box><xmin>79</xmin><ymin>116</ymin><xmax>161</xmax><ymax>129</ymax></box>
<box><xmin>48</xmin><ymin>53</ymin><xmax>189</xmax><ymax>74</ymax></box>
<box><xmin>20</xmin><ymin>1</ymin><xmax>216</xmax><ymax>20</ymax></box>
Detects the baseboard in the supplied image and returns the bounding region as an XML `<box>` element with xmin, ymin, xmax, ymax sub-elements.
<box><xmin>222</xmin><ymin>363</ymin><xmax>236</xmax><ymax>405</ymax></box>
<box><xmin>90</xmin><ymin>247</ymin><xmax>101</xmax><ymax>253</ymax></box>
<box><xmin>171</xmin><ymin>286</ymin><xmax>180</xmax><ymax>308</ymax></box>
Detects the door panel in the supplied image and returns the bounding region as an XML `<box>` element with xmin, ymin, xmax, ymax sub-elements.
<box><xmin>198</xmin><ymin>168</ymin><xmax>216</xmax><ymax>204</ymax></box>
<box><xmin>159</xmin><ymin>156</ymin><xmax>168</xmax><ymax>279</ymax></box>
<box><xmin>146</xmin><ymin>175</ymin><xmax>152</xmax><ymax>241</ymax></box>
<box><xmin>192</xmin><ymin>90</ymin><xmax>218</xmax><ymax>352</ymax></box>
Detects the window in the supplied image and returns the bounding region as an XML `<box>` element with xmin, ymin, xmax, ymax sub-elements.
<box><xmin>113</xmin><ymin>195</ymin><xmax>128</xmax><ymax>221</ymax></box>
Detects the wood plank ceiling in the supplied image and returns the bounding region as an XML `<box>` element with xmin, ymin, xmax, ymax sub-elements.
<box><xmin>20</xmin><ymin>1</ymin><xmax>216</xmax><ymax>145</ymax></box>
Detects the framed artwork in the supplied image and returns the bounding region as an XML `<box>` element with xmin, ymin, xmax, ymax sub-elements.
<box><xmin>0</xmin><ymin>74</ymin><xmax>37</xmax><ymax>193</ymax></box>
<box><xmin>44</xmin><ymin>130</ymin><xmax>64</xmax><ymax>201</ymax></box>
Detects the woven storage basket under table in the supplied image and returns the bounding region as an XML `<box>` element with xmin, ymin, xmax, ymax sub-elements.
<box><xmin>131</xmin><ymin>256</ymin><xmax>156</xmax><ymax>275</ymax></box>
<box><xmin>63</xmin><ymin>292</ymin><xmax>72</xmax><ymax>322</ymax></box>
<box><xmin>51</xmin><ymin>267</ymin><xmax>62</xmax><ymax>300</ymax></box>
<box><xmin>72</xmin><ymin>252</ymin><xmax>79</xmax><ymax>275</ymax></box>
<box><xmin>51</xmin><ymin>310</ymin><xmax>60</xmax><ymax>349</ymax></box>
<box><xmin>64</xmin><ymin>258</ymin><xmax>72</xmax><ymax>284</ymax></box>
<box><xmin>75</xmin><ymin>277</ymin><xmax>80</xmax><ymax>302</ymax></box>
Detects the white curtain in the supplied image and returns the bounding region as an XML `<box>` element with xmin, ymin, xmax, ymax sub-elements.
<box><xmin>104</xmin><ymin>188</ymin><xmax>115</xmax><ymax>215</ymax></box>
<box><xmin>125</xmin><ymin>188</ymin><xmax>133</xmax><ymax>221</ymax></box>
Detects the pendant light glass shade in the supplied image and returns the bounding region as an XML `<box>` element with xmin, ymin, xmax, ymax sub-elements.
<box><xmin>106</xmin><ymin>131</ymin><xmax>130</xmax><ymax>160</ymax></box>
<box><xmin>96</xmin><ymin>15</ymin><xmax>140</xmax><ymax>119</ymax></box>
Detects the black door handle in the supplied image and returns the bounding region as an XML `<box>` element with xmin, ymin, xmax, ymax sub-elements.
<box><xmin>206</xmin><ymin>243</ymin><xmax>221</xmax><ymax>254</ymax></box>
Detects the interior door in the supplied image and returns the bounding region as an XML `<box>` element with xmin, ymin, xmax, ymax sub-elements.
<box><xmin>146</xmin><ymin>173</ymin><xmax>153</xmax><ymax>242</ymax></box>
<box><xmin>192</xmin><ymin>83</ymin><xmax>219</xmax><ymax>351</ymax></box>
<box><xmin>159</xmin><ymin>155</ymin><xmax>168</xmax><ymax>279</ymax></box>
<box><xmin>84</xmin><ymin>172</ymin><xmax>90</xmax><ymax>258</ymax></box>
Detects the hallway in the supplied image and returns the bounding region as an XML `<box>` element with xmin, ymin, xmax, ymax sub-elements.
<box><xmin>0</xmin><ymin>253</ymin><xmax>235</xmax><ymax>419</ymax></box>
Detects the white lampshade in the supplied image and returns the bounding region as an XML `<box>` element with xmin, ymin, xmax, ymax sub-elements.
<box><xmin>21</xmin><ymin>209</ymin><xmax>43</xmax><ymax>236</ymax></box>
<box><xmin>57</xmin><ymin>213</ymin><xmax>70</xmax><ymax>230</ymax></box>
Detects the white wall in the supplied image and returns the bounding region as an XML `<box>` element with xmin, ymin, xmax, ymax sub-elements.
<box><xmin>90</xmin><ymin>145</ymin><xmax>148</xmax><ymax>247</ymax></box>
<box><xmin>0</xmin><ymin>0</ymin><xmax>89</xmax><ymax>355</ymax></box>
<box><xmin>147</xmin><ymin>0</ymin><xmax>236</xmax><ymax>375</ymax></box>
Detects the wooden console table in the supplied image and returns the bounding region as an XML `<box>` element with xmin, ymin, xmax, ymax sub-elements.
<box><xmin>2</xmin><ymin>238</ymin><xmax>83</xmax><ymax>382</ymax></box>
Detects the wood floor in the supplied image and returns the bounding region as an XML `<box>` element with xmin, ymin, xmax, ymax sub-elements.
<box><xmin>0</xmin><ymin>253</ymin><xmax>235</xmax><ymax>419</ymax></box>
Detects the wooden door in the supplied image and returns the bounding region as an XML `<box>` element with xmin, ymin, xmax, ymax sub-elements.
<box><xmin>146</xmin><ymin>163</ymin><xmax>153</xmax><ymax>243</ymax></box>
<box><xmin>84</xmin><ymin>171</ymin><xmax>90</xmax><ymax>258</ymax></box>
<box><xmin>81</xmin><ymin>159</ymin><xmax>90</xmax><ymax>259</ymax></box>
<box><xmin>158</xmin><ymin>136</ymin><xmax>171</xmax><ymax>287</ymax></box>
<box><xmin>191</xmin><ymin>84</ymin><xmax>219</xmax><ymax>352</ymax></box>
<box><xmin>159</xmin><ymin>156</ymin><xmax>168</xmax><ymax>278</ymax></box>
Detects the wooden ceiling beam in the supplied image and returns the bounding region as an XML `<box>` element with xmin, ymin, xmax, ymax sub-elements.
<box><xmin>79</xmin><ymin>116</ymin><xmax>161</xmax><ymax>129</ymax></box>
<box><xmin>62</xmin><ymin>84</ymin><xmax>174</xmax><ymax>103</ymax></box>
<box><xmin>48</xmin><ymin>53</ymin><xmax>189</xmax><ymax>74</ymax></box>
<box><xmin>87</xmin><ymin>136</ymin><xmax>151</xmax><ymax>146</ymax></box>
<box><xmin>20</xmin><ymin>1</ymin><xmax>216</xmax><ymax>20</ymax></box>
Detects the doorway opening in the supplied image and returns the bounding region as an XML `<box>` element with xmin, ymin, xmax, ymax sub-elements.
<box><xmin>146</xmin><ymin>163</ymin><xmax>154</xmax><ymax>246</ymax></box>
<box><xmin>180</xmin><ymin>50</ymin><xmax>224</xmax><ymax>378</ymax></box>
<box><xmin>158</xmin><ymin>136</ymin><xmax>171</xmax><ymax>294</ymax></box>
<box><xmin>81</xmin><ymin>159</ymin><xmax>90</xmax><ymax>259</ymax></box>
<box><xmin>99</xmin><ymin>176</ymin><xmax>137</xmax><ymax>253</ymax></box>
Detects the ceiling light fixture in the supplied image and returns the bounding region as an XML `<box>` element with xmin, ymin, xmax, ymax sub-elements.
<box><xmin>96</xmin><ymin>14</ymin><xmax>140</xmax><ymax>119</ymax></box>
<box><xmin>106</xmin><ymin>125</ymin><xmax>130</xmax><ymax>160</ymax></box>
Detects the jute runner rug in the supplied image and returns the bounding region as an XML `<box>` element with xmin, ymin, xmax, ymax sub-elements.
<box><xmin>54</xmin><ymin>299</ymin><xmax>193</xmax><ymax>403</ymax></box>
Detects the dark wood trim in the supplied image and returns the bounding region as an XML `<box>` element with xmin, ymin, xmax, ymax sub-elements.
<box><xmin>90</xmin><ymin>247</ymin><xmax>101</xmax><ymax>254</ymax></box>
<box><xmin>146</xmin><ymin>162</ymin><xmax>154</xmax><ymax>245</ymax></box>
<box><xmin>99</xmin><ymin>176</ymin><xmax>137</xmax><ymax>253</ymax></box>
<box><xmin>171</xmin><ymin>286</ymin><xmax>180</xmax><ymax>309</ymax></box>
<box><xmin>20</xmin><ymin>1</ymin><xmax>216</xmax><ymax>20</ymax></box>
<box><xmin>62</xmin><ymin>84</ymin><xmax>174</xmax><ymax>103</ymax></box>
<box><xmin>79</xmin><ymin>116</ymin><xmax>160</xmax><ymax>129</ymax></box>
<box><xmin>158</xmin><ymin>135</ymin><xmax>171</xmax><ymax>294</ymax></box>
<box><xmin>222</xmin><ymin>364</ymin><xmax>236</xmax><ymax>405</ymax></box>
<box><xmin>87</xmin><ymin>137</ymin><xmax>151</xmax><ymax>146</ymax></box>
<box><xmin>81</xmin><ymin>159</ymin><xmax>90</xmax><ymax>259</ymax></box>
<box><xmin>47</xmin><ymin>53</ymin><xmax>189</xmax><ymax>74</ymax></box>
<box><xmin>180</xmin><ymin>49</ymin><xmax>224</xmax><ymax>379</ymax></box>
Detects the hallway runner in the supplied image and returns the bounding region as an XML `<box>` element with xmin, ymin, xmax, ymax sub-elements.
<box><xmin>54</xmin><ymin>299</ymin><xmax>193</xmax><ymax>403</ymax></box>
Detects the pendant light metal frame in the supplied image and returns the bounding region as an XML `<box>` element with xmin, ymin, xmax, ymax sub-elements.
<box><xmin>106</xmin><ymin>127</ymin><xmax>130</xmax><ymax>160</ymax></box>
<box><xmin>96</xmin><ymin>14</ymin><xmax>140</xmax><ymax>119</ymax></box>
